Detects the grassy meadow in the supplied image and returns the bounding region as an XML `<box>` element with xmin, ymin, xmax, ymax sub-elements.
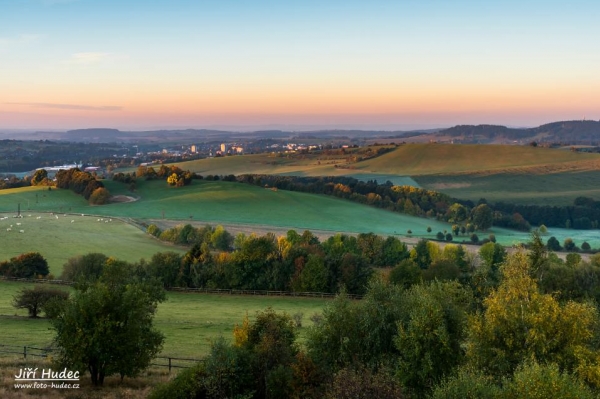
<box><xmin>0</xmin><ymin>209</ymin><xmax>185</xmax><ymax>276</ymax></box>
<box><xmin>0</xmin><ymin>179</ymin><xmax>457</xmax><ymax>241</ymax></box>
<box><xmin>0</xmin><ymin>280</ymin><xmax>329</xmax><ymax>358</ymax></box>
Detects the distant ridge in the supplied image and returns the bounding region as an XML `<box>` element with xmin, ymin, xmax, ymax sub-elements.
<box><xmin>439</xmin><ymin>120</ymin><xmax>600</xmax><ymax>144</ymax></box>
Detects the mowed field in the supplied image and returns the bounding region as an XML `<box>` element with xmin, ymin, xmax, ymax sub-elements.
<box><xmin>165</xmin><ymin>144</ymin><xmax>600</xmax><ymax>205</ymax></box>
<box><xmin>0</xmin><ymin>280</ymin><xmax>329</xmax><ymax>358</ymax></box>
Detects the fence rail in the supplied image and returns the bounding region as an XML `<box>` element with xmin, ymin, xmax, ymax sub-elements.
<box><xmin>0</xmin><ymin>344</ymin><xmax>202</xmax><ymax>372</ymax></box>
<box><xmin>0</xmin><ymin>276</ymin><xmax>362</xmax><ymax>299</ymax></box>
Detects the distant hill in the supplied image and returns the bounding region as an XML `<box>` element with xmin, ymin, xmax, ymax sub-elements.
<box><xmin>438</xmin><ymin>120</ymin><xmax>600</xmax><ymax>144</ymax></box>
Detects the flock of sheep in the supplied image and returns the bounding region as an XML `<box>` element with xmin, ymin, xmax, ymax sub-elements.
<box><xmin>0</xmin><ymin>213</ymin><xmax>114</xmax><ymax>235</ymax></box>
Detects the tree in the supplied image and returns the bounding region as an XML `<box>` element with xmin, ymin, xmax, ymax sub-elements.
<box><xmin>471</xmin><ymin>204</ymin><xmax>493</xmax><ymax>231</ymax></box>
<box><xmin>466</xmin><ymin>252</ymin><xmax>600</xmax><ymax>381</ymax></box>
<box><xmin>88</xmin><ymin>187</ymin><xmax>110</xmax><ymax>205</ymax></box>
<box><xmin>233</xmin><ymin>308</ymin><xmax>298</xmax><ymax>398</ymax></box>
<box><xmin>12</xmin><ymin>286</ymin><xmax>69</xmax><ymax>318</ymax></box>
<box><xmin>395</xmin><ymin>281</ymin><xmax>471</xmax><ymax>395</ymax></box>
<box><xmin>422</xmin><ymin>259</ymin><xmax>460</xmax><ymax>282</ymax></box>
<box><xmin>31</xmin><ymin>169</ymin><xmax>48</xmax><ymax>185</ymax></box>
<box><xmin>411</xmin><ymin>239</ymin><xmax>432</xmax><ymax>269</ymax></box>
<box><xmin>48</xmin><ymin>260</ymin><xmax>165</xmax><ymax>385</ymax></box>
<box><xmin>61</xmin><ymin>253</ymin><xmax>108</xmax><ymax>282</ymax></box>
<box><xmin>547</xmin><ymin>236</ymin><xmax>561</xmax><ymax>251</ymax></box>
<box><xmin>479</xmin><ymin>242</ymin><xmax>506</xmax><ymax>270</ymax></box>
<box><xmin>0</xmin><ymin>252</ymin><xmax>49</xmax><ymax>278</ymax></box>
<box><xmin>389</xmin><ymin>259</ymin><xmax>421</xmax><ymax>289</ymax></box>
<box><xmin>564</xmin><ymin>238</ymin><xmax>576</xmax><ymax>251</ymax></box>
<box><xmin>210</xmin><ymin>225</ymin><xmax>233</xmax><ymax>251</ymax></box>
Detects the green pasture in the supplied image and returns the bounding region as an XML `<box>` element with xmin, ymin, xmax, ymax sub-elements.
<box><xmin>0</xmin><ymin>280</ymin><xmax>329</xmax><ymax>358</ymax></box>
<box><xmin>1</xmin><ymin>179</ymin><xmax>598</xmax><ymax>251</ymax></box>
<box><xmin>0</xmin><ymin>207</ymin><xmax>185</xmax><ymax>276</ymax></box>
<box><xmin>0</xmin><ymin>180</ymin><xmax>456</xmax><ymax>239</ymax></box>
<box><xmin>416</xmin><ymin>171</ymin><xmax>600</xmax><ymax>206</ymax></box>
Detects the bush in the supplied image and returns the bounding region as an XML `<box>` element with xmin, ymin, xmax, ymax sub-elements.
<box><xmin>149</xmin><ymin>363</ymin><xmax>207</xmax><ymax>399</ymax></box>
<box><xmin>501</xmin><ymin>361</ymin><xmax>595</xmax><ymax>399</ymax></box>
<box><xmin>470</xmin><ymin>234</ymin><xmax>479</xmax><ymax>244</ymax></box>
<box><xmin>436</xmin><ymin>232</ymin><xmax>445</xmax><ymax>240</ymax></box>
<box><xmin>431</xmin><ymin>368</ymin><xmax>500</xmax><ymax>399</ymax></box>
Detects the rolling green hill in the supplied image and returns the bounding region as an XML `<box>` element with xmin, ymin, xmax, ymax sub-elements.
<box><xmin>156</xmin><ymin>144</ymin><xmax>600</xmax><ymax>205</ymax></box>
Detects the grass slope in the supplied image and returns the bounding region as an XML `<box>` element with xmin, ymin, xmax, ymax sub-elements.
<box><xmin>0</xmin><ymin>280</ymin><xmax>328</xmax><ymax>358</ymax></box>
<box><xmin>151</xmin><ymin>144</ymin><xmax>600</xmax><ymax>205</ymax></box>
<box><xmin>0</xmin><ymin>190</ymin><xmax>185</xmax><ymax>275</ymax></box>
<box><xmin>0</xmin><ymin>180</ymin><xmax>456</xmax><ymax>239</ymax></box>
<box><xmin>357</xmin><ymin>144</ymin><xmax>600</xmax><ymax>176</ymax></box>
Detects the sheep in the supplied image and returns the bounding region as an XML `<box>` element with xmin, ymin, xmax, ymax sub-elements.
<box><xmin>71</xmin><ymin>220</ymin><xmax>75</xmax><ymax>223</ymax></box>
<box><xmin>19</xmin><ymin>230</ymin><xmax>24</xmax><ymax>233</ymax></box>
<box><xmin>16</xmin><ymin>223</ymin><xmax>21</xmax><ymax>226</ymax></box>
<box><xmin>6</xmin><ymin>228</ymin><xmax>11</xmax><ymax>232</ymax></box>
<box><xmin>36</xmin><ymin>216</ymin><xmax>41</xmax><ymax>219</ymax></box>
<box><xmin>55</xmin><ymin>215</ymin><xmax>59</xmax><ymax>219</ymax></box>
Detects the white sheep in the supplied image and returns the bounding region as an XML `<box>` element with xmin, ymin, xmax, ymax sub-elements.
<box><xmin>71</xmin><ymin>220</ymin><xmax>75</xmax><ymax>223</ymax></box>
<box><xmin>6</xmin><ymin>228</ymin><xmax>11</xmax><ymax>232</ymax></box>
<box><xmin>16</xmin><ymin>223</ymin><xmax>21</xmax><ymax>226</ymax></box>
<box><xmin>19</xmin><ymin>230</ymin><xmax>24</xmax><ymax>233</ymax></box>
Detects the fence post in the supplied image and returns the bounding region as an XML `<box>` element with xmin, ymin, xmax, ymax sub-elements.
<box><xmin>24</xmin><ymin>346</ymin><xmax>27</xmax><ymax>359</ymax></box>
<box><xmin>169</xmin><ymin>357</ymin><xmax>172</xmax><ymax>373</ymax></box>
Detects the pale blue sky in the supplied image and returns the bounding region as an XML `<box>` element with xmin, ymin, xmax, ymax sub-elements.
<box><xmin>1</xmin><ymin>0</ymin><xmax>599</xmax><ymax>130</ymax></box>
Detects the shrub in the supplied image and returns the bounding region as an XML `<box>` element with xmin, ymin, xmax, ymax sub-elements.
<box><xmin>501</xmin><ymin>361</ymin><xmax>595</xmax><ymax>399</ymax></box>
<box><xmin>431</xmin><ymin>368</ymin><xmax>500</xmax><ymax>399</ymax></box>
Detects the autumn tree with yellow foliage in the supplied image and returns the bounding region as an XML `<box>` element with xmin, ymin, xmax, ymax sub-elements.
<box><xmin>466</xmin><ymin>252</ymin><xmax>600</xmax><ymax>387</ymax></box>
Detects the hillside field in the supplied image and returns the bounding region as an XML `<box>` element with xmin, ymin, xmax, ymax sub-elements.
<box><xmin>158</xmin><ymin>144</ymin><xmax>600</xmax><ymax>205</ymax></box>
<box><xmin>0</xmin><ymin>280</ymin><xmax>329</xmax><ymax>358</ymax></box>
<box><xmin>1</xmin><ymin>180</ymin><xmax>599</xmax><ymax>256</ymax></box>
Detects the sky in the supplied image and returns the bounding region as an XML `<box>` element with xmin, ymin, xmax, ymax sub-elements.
<box><xmin>1</xmin><ymin>0</ymin><xmax>599</xmax><ymax>131</ymax></box>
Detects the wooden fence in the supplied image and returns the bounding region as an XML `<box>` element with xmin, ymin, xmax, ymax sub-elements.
<box><xmin>0</xmin><ymin>276</ymin><xmax>362</xmax><ymax>299</ymax></box>
<box><xmin>0</xmin><ymin>344</ymin><xmax>201</xmax><ymax>373</ymax></box>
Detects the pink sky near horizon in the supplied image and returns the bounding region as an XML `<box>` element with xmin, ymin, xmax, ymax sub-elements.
<box><xmin>2</xmin><ymin>1</ymin><xmax>598</xmax><ymax>131</ymax></box>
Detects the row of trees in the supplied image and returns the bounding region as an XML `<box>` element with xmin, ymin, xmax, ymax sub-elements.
<box><xmin>113</xmin><ymin>164</ymin><xmax>196</xmax><ymax>188</ymax></box>
<box><xmin>55</xmin><ymin>168</ymin><xmax>110</xmax><ymax>205</ymax></box>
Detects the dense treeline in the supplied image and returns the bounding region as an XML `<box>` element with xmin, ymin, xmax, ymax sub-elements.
<box><xmin>55</xmin><ymin>168</ymin><xmax>110</xmax><ymax>204</ymax></box>
<box><xmin>495</xmin><ymin>198</ymin><xmax>600</xmax><ymax>229</ymax></box>
<box><xmin>144</xmin><ymin>224</ymin><xmax>410</xmax><ymax>295</ymax></box>
<box><xmin>144</xmin><ymin>230</ymin><xmax>600</xmax><ymax>398</ymax></box>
